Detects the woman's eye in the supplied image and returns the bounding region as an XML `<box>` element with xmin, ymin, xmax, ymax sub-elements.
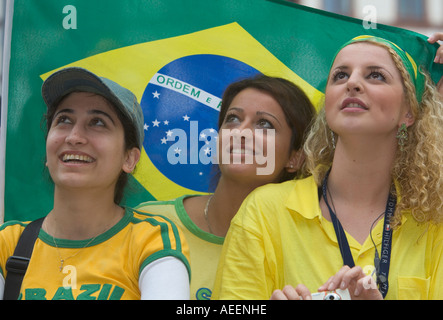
<box><xmin>90</xmin><ymin>118</ymin><xmax>106</xmax><ymax>127</ymax></box>
<box><xmin>368</xmin><ymin>71</ymin><xmax>386</xmax><ymax>82</ymax></box>
<box><xmin>55</xmin><ymin>115</ymin><xmax>72</xmax><ymax>125</ymax></box>
<box><xmin>257</xmin><ymin>119</ymin><xmax>274</xmax><ymax>129</ymax></box>
<box><xmin>332</xmin><ymin>71</ymin><xmax>348</xmax><ymax>82</ymax></box>
<box><xmin>224</xmin><ymin>114</ymin><xmax>240</xmax><ymax>124</ymax></box>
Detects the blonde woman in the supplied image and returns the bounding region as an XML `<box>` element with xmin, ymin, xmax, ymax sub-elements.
<box><xmin>213</xmin><ymin>36</ymin><xmax>443</xmax><ymax>300</ymax></box>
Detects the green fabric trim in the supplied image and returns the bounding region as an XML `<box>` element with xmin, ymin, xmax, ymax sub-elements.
<box><xmin>133</xmin><ymin>208</ymin><xmax>183</xmax><ymax>253</ymax></box>
<box><xmin>134</xmin><ymin>207</ymin><xmax>192</xmax><ymax>280</ymax></box>
<box><xmin>133</xmin><ymin>209</ymin><xmax>192</xmax><ymax>279</ymax></box>
<box><xmin>38</xmin><ymin>208</ymin><xmax>132</xmax><ymax>248</ymax></box>
<box><xmin>139</xmin><ymin>249</ymin><xmax>191</xmax><ymax>282</ymax></box>
<box><xmin>174</xmin><ymin>195</ymin><xmax>224</xmax><ymax>245</ymax></box>
<box><xmin>0</xmin><ymin>220</ymin><xmax>28</xmax><ymax>232</ymax></box>
<box><xmin>136</xmin><ymin>197</ymin><xmax>224</xmax><ymax>244</ymax></box>
<box><xmin>135</xmin><ymin>199</ymin><xmax>176</xmax><ymax>208</ymax></box>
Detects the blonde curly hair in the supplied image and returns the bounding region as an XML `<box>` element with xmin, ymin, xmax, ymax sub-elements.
<box><xmin>304</xmin><ymin>40</ymin><xmax>443</xmax><ymax>227</ymax></box>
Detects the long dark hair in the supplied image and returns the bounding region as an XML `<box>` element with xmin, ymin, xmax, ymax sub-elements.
<box><xmin>218</xmin><ymin>74</ymin><xmax>316</xmax><ymax>182</ymax></box>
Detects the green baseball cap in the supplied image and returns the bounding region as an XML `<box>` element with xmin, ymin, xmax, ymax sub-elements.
<box><xmin>42</xmin><ymin>67</ymin><xmax>144</xmax><ymax>149</ymax></box>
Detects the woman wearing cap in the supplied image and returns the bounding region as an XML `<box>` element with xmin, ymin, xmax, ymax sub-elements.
<box><xmin>136</xmin><ymin>75</ymin><xmax>316</xmax><ymax>300</ymax></box>
<box><xmin>212</xmin><ymin>36</ymin><xmax>443</xmax><ymax>300</ymax></box>
<box><xmin>0</xmin><ymin>67</ymin><xmax>190</xmax><ymax>300</ymax></box>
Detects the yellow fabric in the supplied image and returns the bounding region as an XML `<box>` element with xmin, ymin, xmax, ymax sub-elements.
<box><xmin>212</xmin><ymin>176</ymin><xmax>443</xmax><ymax>300</ymax></box>
<box><xmin>0</xmin><ymin>208</ymin><xmax>190</xmax><ymax>300</ymax></box>
<box><xmin>137</xmin><ymin>196</ymin><xmax>224</xmax><ymax>300</ymax></box>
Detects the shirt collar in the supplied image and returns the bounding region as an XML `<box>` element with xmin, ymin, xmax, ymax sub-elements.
<box><xmin>285</xmin><ymin>175</ymin><xmax>408</xmax><ymax>225</ymax></box>
<box><xmin>285</xmin><ymin>176</ymin><xmax>322</xmax><ymax>220</ymax></box>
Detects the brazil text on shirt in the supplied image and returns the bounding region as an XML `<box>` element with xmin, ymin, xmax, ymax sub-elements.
<box><xmin>0</xmin><ymin>208</ymin><xmax>191</xmax><ymax>300</ymax></box>
<box><xmin>20</xmin><ymin>284</ymin><xmax>125</xmax><ymax>300</ymax></box>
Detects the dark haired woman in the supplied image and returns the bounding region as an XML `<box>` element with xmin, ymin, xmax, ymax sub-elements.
<box><xmin>137</xmin><ymin>74</ymin><xmax>316</xmax><ymax>299</ymax></box>
<box><xmin>0</xmin><ymin>67</ymin><xmax>190</xmax><ymax>300</ymax></box>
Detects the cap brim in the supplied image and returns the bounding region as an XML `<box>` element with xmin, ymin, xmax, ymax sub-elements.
<box><xmin>42</xmin><ymin>67</ymin><xmax>144</xmax><ymax>149</ymax></box>
<box><xmin>42</xmin><ymin>67</ymin><xmax>118</xmax><ymax>111</ymax></box>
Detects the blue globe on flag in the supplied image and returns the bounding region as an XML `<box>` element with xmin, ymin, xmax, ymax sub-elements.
<box><xmin>141</xmin><ymin>54</ymin><xmax>260</xmax><ymax>193</ymax></box>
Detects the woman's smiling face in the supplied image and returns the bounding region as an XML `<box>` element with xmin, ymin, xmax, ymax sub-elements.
<box><xmin>217</xmin><ymin>87</ymin><xmax>297</xmax><ymax>185</ymax></box>
<box><xmin>46</xmin><ymin>92</ymin><xmax>137</xmax><ymax>191</ymax></box>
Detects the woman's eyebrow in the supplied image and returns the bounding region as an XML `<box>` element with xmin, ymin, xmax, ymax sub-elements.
<box><xmin>54</xmin><ymin>108</ymin><xmax>74</xmax><ymax>118</ymax></box>
<box><xmin>367</xmin><ymin>65</ymin><xmax>394</xmax><ymax>79</ymax></box>
<box><xmin>256</xmin><ymin>111</ymin><xmax>282</xmax><ymax>127</ymax></box>
<box><xmin>88</xmin><ymin>109</ymin><xmax>116</xmax><ymax>125</ymax></box>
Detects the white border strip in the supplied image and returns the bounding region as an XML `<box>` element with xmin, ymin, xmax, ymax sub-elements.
<box><xmin>0</xmin><ymin>0</ymin><xmax>14</xmax><ymax>223</ymax></box>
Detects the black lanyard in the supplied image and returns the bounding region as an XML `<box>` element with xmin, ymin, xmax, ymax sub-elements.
<box><xmin>321</xmin><ymin>170</ymin><xmax>396</xmax><ymax>298</ymax></box>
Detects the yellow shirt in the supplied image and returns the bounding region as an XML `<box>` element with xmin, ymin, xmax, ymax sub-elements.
<box><xmin>0</xmin><ymin>208</ymin><xmax>190</xmax><ymax>300</ymax></box>
<box><xmin>137</xmin><ymin>196</ymin><xmax>224</xmax><ymax>300</ymax></box>
<box><xmin>213</xmin><ymin>176</ymin><xmax>443</xmax><ymax>300</ymax></box>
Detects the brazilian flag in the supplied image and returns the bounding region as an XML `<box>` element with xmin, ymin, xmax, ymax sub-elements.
<box><xmin>2</xmin><ymin>0</ymin><xmax>442</xmax><ymax>222</ymax></box>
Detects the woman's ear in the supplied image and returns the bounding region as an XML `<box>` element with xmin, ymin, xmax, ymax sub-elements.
<box><xmin>122</xmin><ymin>147</ymin><xmax>141</xmax><ymax>173</ymax></box>
<box><xmin>403</xmin><ymin>111</ymin><xmax>415</xmax><ymax>128</ymax></box>
<box><xmin>285</xmin><ymin>149</ymin><xmax>305</xmax><ymax>173</ymax></box>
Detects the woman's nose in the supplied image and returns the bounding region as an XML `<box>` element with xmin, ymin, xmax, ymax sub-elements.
<box><xmin>346</xmin><ymin>73</ymin><xmax>364</xmax><ymax>94</ymax></box>
<box><xmin>65</xmin><ymin>124</ymin><xmax>87</xmax><ymax>145</ymax></box>
<box><xmin>237</xmin><ymin>118</ymin><xmax>254</xmax><ymax>131</ymax></box>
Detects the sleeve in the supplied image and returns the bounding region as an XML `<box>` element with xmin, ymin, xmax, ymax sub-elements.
<box><xmin>134</xmin><ymin>209</ymin><xmax>191</xmax><ymax>282</ymax></box>
<box><xmin>139</xmin><ymin>256</ymin><xmax>190</xmax><ymax>300</ymax></box>
<box><xmin>212</xmin><ymin>193</ymin><xmax>276</xmax><ymax>300</ymax></box>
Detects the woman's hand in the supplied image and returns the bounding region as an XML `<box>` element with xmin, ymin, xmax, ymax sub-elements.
<box><xmin>270</xmin><ymin>266</ymin><xmax>383</xmax><ymax>300</ymax></box>
<box><xmin>270</xmin><ymin>284</ymin><xmax>313</xmax><ymax>300</ymax></box>
<box><xmin>428</xmin><ymin>33</ymin><xmax>443</xmax><ymax>95</ymax></box>
<box><xmin>318</xmin><ymin>266</ymin><xmax>383</xmax><ymax>300</ymax></box>
<box><xmin>428</xmin><ymin>33</ymin><xmax>443</xmax><ymax>63</ymax></box>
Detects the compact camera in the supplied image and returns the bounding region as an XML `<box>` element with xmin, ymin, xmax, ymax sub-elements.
<box><xmin>311</xmin><ymin>289</ymin><xmax>351</xmax><ymax>300</ymax></box>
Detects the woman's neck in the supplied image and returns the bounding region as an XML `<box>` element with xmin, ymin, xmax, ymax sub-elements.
<box><xmin>209</xmin><ymin>178</ymin><xmax>256</xmax><ymax>235</ymax></box>
<box><xmin>329</xmin><ymin>136</ymin><xmax>395</xmax><ymax>205</ymax></box>
<box><xmin>321</xmin><ymin>136</ymin><xmax>397</xmax><ymax>244</ymax></box>
<box><xmin>44</xmin><ymin>187</ymin><xmax>124</xmax><ymax>240</ymax></box>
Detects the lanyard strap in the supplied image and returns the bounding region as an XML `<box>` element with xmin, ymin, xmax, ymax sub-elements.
<box><xmin>377</xmin><ymin>193</ymin><xmax>396</xmax><ymax>298</ymax></box>
<box><xmin>321</xmin><ymin>170</ymin><xmax>396</xmax><ymax>298</ymax></box>
<box><xmin>322</xmin><ymin>179</ymin><xmax>355</xmax><ymax>268</ymax></box>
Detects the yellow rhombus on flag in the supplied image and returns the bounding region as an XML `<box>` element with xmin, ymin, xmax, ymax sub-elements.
<box><xmin>41</xmin><ymin>23</ymin><xmax>324</xmax><ymax>202</ymax></box>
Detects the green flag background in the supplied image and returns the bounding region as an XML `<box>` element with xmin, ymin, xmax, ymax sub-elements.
<box><xmin>1</xmin><ymin>0</ymin><xmax>442</xmax><ymax>222</ymax></box>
